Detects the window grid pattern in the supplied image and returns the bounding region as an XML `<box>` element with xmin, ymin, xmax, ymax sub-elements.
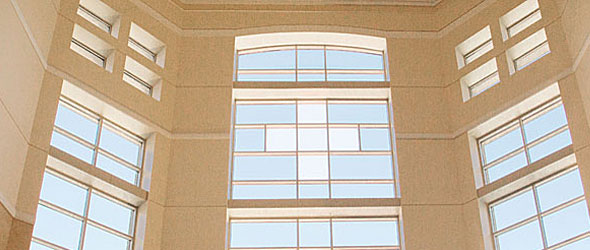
<box><xmin>236</xmin><ymin>45</ymin><xmax>387</xmax><ymax>82</ymax></box>
<box><xmin>478</xmin><ymin>97</ymin><xmax>571</xmax><ymax>184</ymax></box>
<box><xmin>229</xmin><ymin>217</ymin><xmax>401</xmax><ymax>250</ymax></box>
<box><xmin>50</xmin><ymin>97</ymin><xmax>145</xmax><ymax>186</ymax></box>
<box><xmin>490</xmin><ymin>167</ymin><xmax>590</xmax><ymax>250</ymax></box>
<box><xmin>31</xmin><ymin>170</ymin><xmax>136</xmax><ymax>250</ymax></box>
<box><xmin>230</xmin><ymin>99</ymin><xmax>397</xmax><ymax>200</ymax></box>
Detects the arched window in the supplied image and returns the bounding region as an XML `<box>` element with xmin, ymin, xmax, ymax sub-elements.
<box><xmin>235</xmin><ymin>32</ymin><xmax>389</xmax><ymax>82</ymax></box>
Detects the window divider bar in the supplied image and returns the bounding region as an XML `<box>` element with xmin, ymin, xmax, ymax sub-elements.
<box><xmin>71</xmin><ymin>38</ymin><xmax>106</xmax><ymax>67</ymax></box>
<box><xmin>32</xmin><ymin>237</ymin><xmax>69</xmax><ymax>250</ymax></box>
<box><xmin>53</xmin><ymin>126</ymin><xmax>97</xmax><ymax>150</ymax></box>
<box><xmin>78</xmin><ymin>188</ymin><xmax>93</xmax><ymax>250</ymax></box>
<box><xmin>77</xmin><ymin>5</ymin><xmax>112</xmax><ymax>33</ymax></box>
<box><xmin>123</xmin><ymin>70</ymin><xmax>153</xmax><ymax>95</ymax></box>
<box><xmin>464</xmin><ymin>38</ymin><xmax>493</xmax><ymax>63</ymax></box>
<box><xmin>128</xmin><ymin>37</ymin><xmax>157</xmax><ymax>62</ymax></box>
<box><xmin>513</xmin><ymin>40</ymin><xmax>550</xmax><ymax>70</ymax></box>
<box><xmin>506</xmin><ymin>8</ymin><xmax>541</xmax><ymax>37</ymax></box>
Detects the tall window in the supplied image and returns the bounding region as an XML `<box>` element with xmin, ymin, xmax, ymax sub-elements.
<box><xmin>31</xmin><ymin>170</ymin><xmax>136</xmax><ymax>250</ymax></box>
<box><xmin>236</xmin><ymin>46</ymin><xmax>387</xmax><ymax>82</ymax></box>
<box><xmin>229</xmin><ymin>217</ymin><xmax>401</xmax><ymax>250</ymax></box>
<box><xmin>490</xmin><ymin>167</ymin><xmax>590</xmax><ymax>250</ymax></box>
<box><xmin>477</xmin><ymin>97</ymin><xmax>571</xmax><ymax>184</ymax></box>
<box><xmin>230</xmin><ymin>99</ymin><xmax>396</xmax><ymax>199</ymax></box>
<box><xmin>50</xmin><ymin>97</ymin><xmax>145</xmax><ymax>186</ymax></box>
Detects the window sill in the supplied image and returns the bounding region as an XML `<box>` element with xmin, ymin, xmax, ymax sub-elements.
<box><xmin>477</xmin><ymin>145</ymin><xmax>575</xmax><ymax>203</ymax></box>
<box><xmin>47</xmin><ymin>146</ymin><xmax>148</xmax><ymax>207</ymax></box>
<box><xmin>228</xmin><ymin>198</ymin><xmax>400</xmax><ymax>218</ymax></box>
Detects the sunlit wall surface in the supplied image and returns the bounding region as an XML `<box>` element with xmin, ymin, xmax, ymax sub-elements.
<box><xmin>229</xmin><ymin>218</ymin><xmax>400</xmax><ymax>249</ymax></box>
<box><xmin>235</xmin><ymin>46</ymin><xmax>387</xmax><ymax>82</ymax></box>
<box><xmin>30</xmin><ymin>171</ymin><xmax>136</xmax><ymax>250</ymax></box>
<box><xmin>230</xmin><ymin>99</ymin><xmax>396</xmax><ymax>199</ymax></box>
<box><xmin>490</xmin><ymin>168</ymin><xmax>590</xmax><ymax>250</ymax></box>
<box><xmin>50</xmin><ymin>97</ymin><xmax>145</xmax><ymax>186</ymax></box>
<box><xmin>478</xmin><ymin>98</ymin><xmax>571</xmax><ymax>184</ymax></box>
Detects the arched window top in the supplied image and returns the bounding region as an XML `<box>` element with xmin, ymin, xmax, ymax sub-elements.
<box><xmin>235</xmin><ymin>32</ymin><xmax>389</xmax><ymax>82</ymax></box>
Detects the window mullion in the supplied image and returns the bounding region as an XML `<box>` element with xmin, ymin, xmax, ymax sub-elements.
<box><xmin>78</xmin><ymin>188</ymin><xmax>93</xmax><ymax>250</ymax></box>
<box><xmin>92</xmin><ymin>119</ymin><xmax>104</xmax><ymax>166</ymax></box>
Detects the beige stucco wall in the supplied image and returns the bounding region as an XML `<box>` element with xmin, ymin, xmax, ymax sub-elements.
<box><xmin>2</xmin><ymin>0</ymin><xmax>590</xmax><ymax>249</ymax></box>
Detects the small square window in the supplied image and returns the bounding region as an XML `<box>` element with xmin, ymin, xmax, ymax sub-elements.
<box><xmin>129</xmin><ymin>23</ymin><xmax>166</xmax><ymax>68</ymax></box>
<box><xmin>77</xmin><ymin>0</ymin><xmax>120</xmax><ymax>37</ymax></box>
<box><xmin>460</xmin><ymin>58</ymin><xmax>500</xmax><ymax>101</ymax></box>
<box><xmin>71</xmin><ymin>25</ymin><xmax>113</xmax><ymax>71</ymax></box>
<box><xmin>455</xmin><ymin>26</ymin><xmax>493</xmax><ymax>69</ymax></box>
<box><xmin>500</xmin><ymin>0</ymin><xmax>542</xmax><ymax>40</ymax></box>
<box><xmin>507</xmin><ymin>28</ymin><xmax>550</xmax><ymax>74</ymax></box>
<box><xmin>123</xmin><ymin>56</ymin><xmax>162</xmax><ymax>100</ymax></box>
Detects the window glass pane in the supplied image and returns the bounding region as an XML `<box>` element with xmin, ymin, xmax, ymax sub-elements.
<box><xmin>88</xmin><ymin>193</ymin><xmax>134</xmax><ymax>234</ymax></box>
<box><xmin>51</xmin><ymin>131</ymin><xmax>95</xmax><ymax>164</ymax></box>
<box><xmin>29</xmin><ymin>241</ymin><xmax>54</xmax><ymax>250</ymax></box>
<box><xmin>99</xmin><ymin>125</ymin><xmax>141</xmax><ymax>166</ymax></box>
<box><xmin>298</xmin><ymin>101</ymin><xmax>327</xmax><ymax>123</ymax></box>
<box><xmin>331</xmin><ymin>184</ymin><xmax>394</xmax><ymax>198</ymax></box>
<box><xmin>524</xmin><ymin>105</ymin><xmax>568</xmax><ymax>143</ymax></box>
<box><xmin>238</xmin><ymin>50</ymin><xmax>295</xmax><ymax>70</ymax></box>
<box><xmin>329</xmin><ymin>128</ymin><xmax>359</xmax><ymax>151</ymax></box>
<box><xmin>528</xmin><ymin>129</ymin><xmax>572</xmax><ymax>162</ymax></box>
<box><xmin>299</xmin><ymin>184</ymin><xmax>329</xmax><ymax>199</ymax></box>
<box><xmin>491</xmin><ymin>190</ymin><xmax>537</xmax><ymax>231</ymax></box>
<box><xmin>298</xmin><ymin>128</ymin><xmax>327</xmax><ymax>151</ymax></box>
<box><xmin>298</xmin><ymin>49</ymin><xmax>325</xmax><ymax>69</ymax></box>
<box><xmin>232</xmin><ymin>184</ymin><xmax>296</xmax><ymax>199</ymax></box>
<box><xmin>482</xmin><ymin>126</ymin><xmax>523</xmax><ymax>164</ymax></box>
<box><xmin>230</xmin><ymin>222</ymin><xmax>297</xmax><ymax>247</ymax></box>
<box><xmin>234</xmin><ymin>128</ymin><xmax>264</xmax><ymax>152</ymax></box>
<box><xmin>326</xmin><ymin>50</ymin><xmax>383</xmax><ymax>70</ymax></box>
<box><xmin>266</xmin><ymin>127</ymin><xmax>296</xmax><ymax>151</ymax></box>
<box><xmin>39</xmin><ymin>172</ymin><xmax>87</xmax><ymax>215</ymax></box>
<box><xmin>496</xmin><ymin>220</ymin><xmax>543</xmax><ymax>250</ymax></box>
<box><xmin>332</xmin><ymin>220</ymin><xmax>398</xmax><ymax>246</ymax></box>
<box><xmin>330</xmin><ymin>155</ymin><xmax>393</xmax><ymax>179</ymax></box>
<box><xmin>543</xmin><ymin>201</ymin><xmax>590</xmax><ymax>247</ymax></box>
<box><xmin>486</xmin><ymin>151</ymin><xmax>528</xmax><ymax>183</ymax></box>
<box><xmin>299</xmin><ymin>154</ymin><xmax>329</xmax><ymax>180</ymax></box>
<box><xmin>536</xmin><ymin>169</ymin><xmax>585</xmax><ymax>212</ymax></box>
<box><xmin>300</xmin><ymin>221</ymin><xmax>331</xmax><ymax>247</ymax></box>
<box><xmin>55</xmin><ymin>103</ymin><xmax>98</xmax><ymax>143</ymax></box>
<box><xmin>555</xmin><ymin>237</ymin><xmax>590</xmax><ymax>250</ymax></box>
<box><xmin>327</xmin><ymin>73</ymin><xmax>386</xmax><ymax>82</ymax></box>
<box><xmin>96</xmin><ymin>153</ymin><xmax>138</xmax><ymax>185</ymax></box>
<box><xmin>237</xmin><ymin>73</ymin><xmax>296</xmax><ymax>82</ymax></box>
<box><xmin>83</xmin><ymin>224</ymin><xmax>129</xmax><ymax>250</ymax></box>
<box><xmin>298</xmin><ymin>73</ymin><xmax>325</xmax><ymax>82</ymax></box>
<box><xmin>236</xmin><ymin>104</ymin><xmax>296</xmax><ymax>124</ymax></box>
<box><xmin>328</xmin><ymin>104</ymin><xmax>388</xmax><ymax>124</ymax></box>
<box><xmin>233</xmin><ymin>156</ymin><xmax>296</xmax><ymax>180</ymax></box>
<box><xmin>360</xmin><ymin>128</ymin><xmax>391</xmax><ymax>151</ymax></box>
<box><xmin>32</xmin><ymin>205</ymin><xmax>82</xmax><ymax>250</ymax></box>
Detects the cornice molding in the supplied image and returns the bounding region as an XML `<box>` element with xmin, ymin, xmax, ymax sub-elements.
<box><xmin>171</xmin><ymin>0</ymin><xmax>441</xmax><ymax>9</ymax></box>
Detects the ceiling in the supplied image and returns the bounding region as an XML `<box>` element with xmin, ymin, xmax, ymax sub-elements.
<box><xmin>173</xmin><ymin>0</ymin><xmax>440</xmax><ymax>7</ymax></box>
